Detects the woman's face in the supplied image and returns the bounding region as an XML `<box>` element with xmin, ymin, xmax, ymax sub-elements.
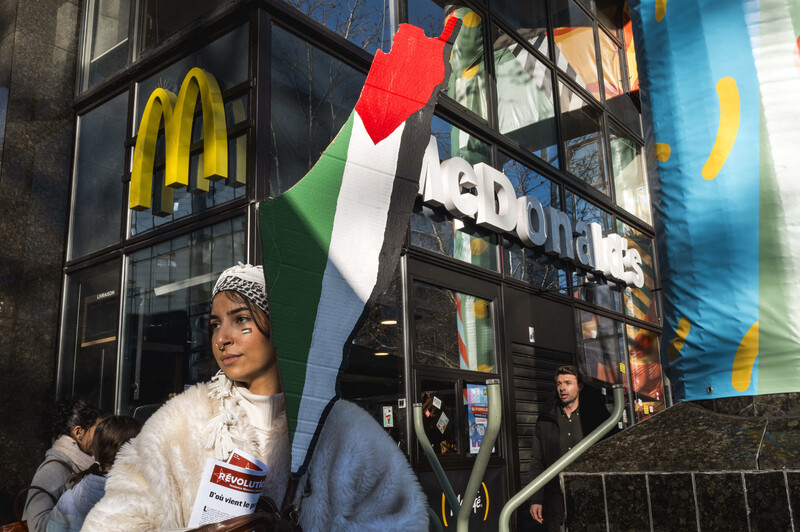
<box><xmin>73</xmin><ymin>418</ymin><xmax>101</xmax><ymax>454</ymax></box>
<box><xmin>210</xmin><ymin>292</ymin><xmax>280</xmax><ymax>395</ymax></box>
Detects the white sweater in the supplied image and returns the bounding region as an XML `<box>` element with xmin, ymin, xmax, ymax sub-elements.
<box><xmin>83</xmin><ymin>373</ymin><xmax>427</xmax><ymax>531</ymax></box>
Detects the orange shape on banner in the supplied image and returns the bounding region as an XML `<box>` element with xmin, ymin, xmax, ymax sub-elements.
<box><xmin>702</xmin><ymin>76</ymin><xmax>740</xmax><ymax>181</ymax></box>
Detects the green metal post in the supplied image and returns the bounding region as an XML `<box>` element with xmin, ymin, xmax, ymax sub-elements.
<box><xmin>498</xmin><ymin>385</ymin><xmax>625</xmax><ymax>532</ymax></box>
<box><xmin>457</xmin><ymin>379</ymin><xmax>502</xmax><ymax>532</ymax></box>
<box><xmin>413</xmin><ymin>402</ymin><xmax>460</xmax><ymax>517</ymax></box>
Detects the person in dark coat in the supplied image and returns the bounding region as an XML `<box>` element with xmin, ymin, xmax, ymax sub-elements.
<box><xmin>527</xmin><ymin>366</ymin><xmax>612</xmax><ymax>531</ymax></box>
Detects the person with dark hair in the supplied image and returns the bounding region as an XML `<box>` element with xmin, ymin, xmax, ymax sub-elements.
<box><xmin>83</xmin><ymin>264</ymin><xmax>427</xmax><ymax>531</ymax></box>
<box><xmin>526</xmin><ymin>366</ymin><xmax>610</xmax><ymax>531</ymax></box>
<box><xmin>46</xmin><ymin>415</ymin><xmax>142</xmax><ymax>532</ymax></box>
<box><xmin>23</xmin><ymin>398</ymin><xmax>102</xmax><ymax>532</ymax></box>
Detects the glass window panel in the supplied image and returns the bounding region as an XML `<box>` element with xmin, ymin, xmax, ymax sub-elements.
<box><xmin>419</xmin><ymin>379</ymin><xmax>460</xmax><ymax>454</ymax></box>
<box><xmin>411</xmin><ymin>203</ymin><xmax>500</xmax><ymax>272</ymax></box>
<box><xmin>626</xmin><ymin>325</ymin><xmax>664</xmax><ymax>421</ymax></box>
<box><xmin>503</xmin><ymin>237</ymin><xmax>568</xmax><ymax>293</ymax></box>
<box><xmin>598</xmin><ymin>29</ymin><xmax>623</xmax><ymax>101</ymax></box>
<box><xmin>70</xmin><ymin>91</ymin><xmax>127</xmax><ymax>259</ymax></box>
<box><xmin>559</xmin><ymin>82</ymin><xmax>608</xmax><ymax>193</ymax></box>
<box><xmin>408</xmin><ymin>0</ymin><xmax>449</xmax><ymax>38</ymax></box>
<box><xmin>567</xmin><ymin>191</ymin><xmax>612</xmax><ymax>229</ymax></box>
<box><xmin>552</xmin><ymin>0</ymin><xmax>600</xmax><ymax>99</ymax></box>
<box><xmin>488</xmin><ymin>0</ymin><xmax>548</xmax><ymax>55</ymax></box>
<box><xmin>576</xmin><ymin>309</ymin><xmax>625</xmax><ymax>387</ymax></box>
<box><xmin>80</xmin><ymin>0</ymin><xmax>130</xmax><ymax>92</ymax></box>
<box><xmin>135</xmin><ymin>25</ymin><xmax>249</xmax><ymax>126</ymax></box>
<box><xmin>610</xmin><ymin>126</ymin><xmax>651</xmax><ymax>224</ymax></box>
<box><xmin>493</xmin><ymin>25</ymin><xmax>559</xmax><ymax>167</ymax></box>
<box><xmin>501</xmin><ymin>156</ymin><xmax>560</xmax><ymax>208</ymax></box>
<box><xmin>413</xmin><ymin>281</ymin><xmax>496</xmax><ymax>372</ymax></box>
<box><xmin>622</xmin><ymin>3</ymin><xmax>639</xmax><ymax>92</ymax></box>
<box><xmin>138</xmin><ymin>0</ymin><xmax>219</xmax><ymax>54</ymax></box>
<box><xmin>607</xmin><ymin>94</ymin><xmax>641</xmax><ymax>135</ymax></box>
<box><xmin>59</xmin><ymin>260</ymin><xmax>121</xmax><ymax>412</ymax></box>
<box><xmin>119</xmin><ymin>218</ymin><xmax>246</xmax><ymax>416</ymax></box>
<box><xmin>446</xmin><ymin>7</ymin><xmax>489</xmax><ymax>120</ymax></box>
<box><xmin>283</xmin><ymin>0</ymin><xmax>393</xmax><ymax>55</ymax></box>
<box><xmin>618</xmin><ymin>221</ymin><xmax>659</xmax><ymax>323</ymax></box>
<box><xmin>595</xmin><ymin>0</ymin><xmax>622</xmax><ymax>31</ymax></box>
<box><xmin>342</xmin><ymin>265</ymin><xmax>407</xmax><ymax>451</ymax></box>
<box><xmin>431</xmin><ymin>115</ymin><xmax>492</xmax><ymax>166</ymax></box>
<box><xmin>270</xmin><ymin>25</ymin><xmax>365</xmax><ymax>195</ymax></box>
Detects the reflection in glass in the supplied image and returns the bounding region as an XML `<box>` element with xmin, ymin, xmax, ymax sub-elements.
<box><xmin>489</xmin><ymin>0</ymin><xmax>548</xmax><ymax>55</ymax></box>
<box><xmin>344</xmin><ymin>265</ymin><xmax>406</xmax><ymax>450</ymax></box>
<box><xmin>408</xmin><ymin>0</ymin><xmax>448</xmax><ymax>38</ymax></box>
<box><xmin>576</xmin><ymin>309</ymin><xmax>625</xmax><ymax>386</ymax></box>
<box><xmin>566</xmin><ymin>191</ymin><xmax>611</xmax><ymax>229</ymax></box>
<box><xmin>447</xmin><ymin>7</ymin><xmax>489</xmax><ymax>120</ymax></box>
<box><xmin>419</xmin><ymin>379</ymin><xmax>459</xmax><ymax>454</ymax></box>
<box><xmin>70</xmin><ymin>92</ymin><xmax>127</xmax><ymax>259</ymax></box>
<box><xmin>598</xmin><ymin>29</ymin><xmax>623</xmax><ymax>101</ymax></box>
<box><xmin>120</xmin><ymin>218</ymin><xmax>245</xmax><ymax>417</ymax></box>
<box><xmin>610</xmin><ymin>127</ymin><xmax>651</xmax><ymax>224</ymax></box>
<box><xmin>138</xmin><ymin>0</ymin><xmax>219</xmax><ymax>53</ymax></box>
<box><xmin>59</xmin><ymin>260</ymin><xmax>121</xmax><ymax>412</ymax></box>
<box><xmin>413</xmin><ymin>281</ymin><xmax>496</xmax><ymax>373</ymax></box>
<box><xmin>626</xmin><ymin>325</ymin><xmax>664</xmax><ymax>421</ymax></box>
<box><xmin>618</xmin><ymin>221</ymin><xmax>659</xmax><ymax>323</ymax></box>
<box><xmin>431</xmin><ymin>115</ymin><xmax>492</xmax><ymax>167</ymax></box>
<box><xmin>410</xmin><ymin>204</ymin><xmax>500</xmax><ymax>272</ymax></box>
<box><xmin>283</xmin><ymin>0</ymin><xmax>393</xmax><ymax>54</ymax></box>
<box><xmin>501</xmin><ymin>156</ymin><xmax>561</xmax><ymax>207</ymax></box>
<box><xmin>503</xmin><ymin>238</ymin><xmax>568</xmax><ymax>293</ymax></box>
<box><xmin>270</xmin><ymin>25</ymin><xmax>365</xmax><ymax>194</ymax></box>
<box><xmin>622</xmin><ymin>4</ymin><xmax>639</xmax><ymax>93</ymax></box>
<box><xmin>493</xmin><ymin>26</ymin><xmax>559</xmax><ymax>166</ymax></box>
<box><xmin>552</xmin><ymin>0</ymin><xmax>600</xmax><ymax>99</ymax></box>
<box><xmin>559</xmin><ymin>82</ymin><xmax>607</xmax><ymax>193</ymax></box>
<box><xmin>595</xmin><ymin>0</ymin><xmax>623</xmax><ymax>31</ymax></box>
<box><xmin>80</xmin><ymin>0</ymin><xmax>130</xmax><ymax>91</ymax></box>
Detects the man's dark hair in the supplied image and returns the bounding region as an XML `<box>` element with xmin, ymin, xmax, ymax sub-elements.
<box><xmin>554</xmin><ymin>365</ymin><xmax>583</xmax><ymax>385</ymax></box>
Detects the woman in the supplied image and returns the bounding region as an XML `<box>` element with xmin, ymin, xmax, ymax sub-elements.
<box><xmin>84</xmin><ymin>264</ymin><xmax>427</xmax><ymax>531</ymax></box>
<box><xmin>23</xmin><ymin>398</ymin><xmax>102</xmax><ymax>532</ymax></box>
<box><xmin>46</xmin><ymin>415</ymin><xmax>142</xmax><ymax>532</ymax></box>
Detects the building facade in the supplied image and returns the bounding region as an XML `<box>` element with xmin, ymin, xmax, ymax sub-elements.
<box><xmin>1</xmin><ymin>0</ymin><xmax>663</xmax><ymax>528</ymax></box>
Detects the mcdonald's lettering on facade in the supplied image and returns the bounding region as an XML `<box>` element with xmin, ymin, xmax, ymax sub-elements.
<box><xmin>129</xmin><ymin>67</ymin><xmax>242</xmax><ymax>216</ymax></box>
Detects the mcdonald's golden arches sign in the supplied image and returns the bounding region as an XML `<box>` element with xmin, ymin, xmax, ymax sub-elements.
<box><xmin>129</xmin><ymin>67</ymin><xmax>242</xmax><ymax>215</ymax></box>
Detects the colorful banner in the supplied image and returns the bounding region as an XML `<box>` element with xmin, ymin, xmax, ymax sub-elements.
<box><xmin>631</xmin><ymin>0</ymin><xmax>800</xmax><ymax>399</ymax></box>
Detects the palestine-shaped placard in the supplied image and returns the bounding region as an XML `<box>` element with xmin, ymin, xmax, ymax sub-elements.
<box><xmin>259</xmin><ymin>17</ymin><xmax>461</xmax><ymax>477</ymax></box>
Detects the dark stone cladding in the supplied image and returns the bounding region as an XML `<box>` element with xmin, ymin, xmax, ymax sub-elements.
<box><xmin>0</xmin><ymin>0</ymin><xmax>78</xmax><ymax>523</ymax></box>
<box><xmin>555</xmin><ymin>394</ymin><xmax>800</xmax><ymax>531</ymax></box>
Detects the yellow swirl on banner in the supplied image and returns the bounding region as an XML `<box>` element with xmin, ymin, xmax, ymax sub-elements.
<box><xmin>655</xmin><ymin>0</ymin><xmax>667</xmax><ymax>22</ymax></box>
<box><xmin>655</xmin><ymin>143</ymin><xmax>671</xmax><ymax>162</ymax></box>
<box><xmin>702</xmin><ymin>77</ymin><xmax>740</xmax><ymax>181</ymax></box>
<box><xmin>732</xmin><ymin>321</ymin><xmax>758</xmax><ymax>391</ymax></box>
<box><xmin>667</xmin><ymin>317</ymin><xmax>690</xmax><ymax>363</ymax></box>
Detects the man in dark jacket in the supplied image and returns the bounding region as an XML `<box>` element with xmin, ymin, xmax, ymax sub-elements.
<box><xmin>527</xmin><ymin>365</ymin><xmax>611</xmax><ymax>531</ymax></box>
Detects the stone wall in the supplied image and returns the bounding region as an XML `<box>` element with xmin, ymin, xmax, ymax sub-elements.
<box><xmin>559</xmin><ymin>394</ymin><xmax>800</xmax><ymax>531</ymax></box>
<box><xmin>0</xmin><ymin>0</ymin><xmax>78</xmax><ymax>523</ymax></box>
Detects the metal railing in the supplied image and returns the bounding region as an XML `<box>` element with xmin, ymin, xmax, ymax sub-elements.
<box><xmin>413</xmin><ymin>379</ymin><xmax>502</xmax><ymax>532</ymax></box>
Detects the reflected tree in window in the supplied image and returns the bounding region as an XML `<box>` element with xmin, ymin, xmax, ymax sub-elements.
<box><xmin>270</xmin><ymin>25</ymin><xmax>365</xmax><ymax>194</ymax></box>
<box><xmin>284</xmin><ymin>0</ymin><xmax>393</xmax><ymax>54</ymax></box>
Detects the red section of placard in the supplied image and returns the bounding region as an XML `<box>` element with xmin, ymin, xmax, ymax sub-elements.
<box><xmin>354</xmin><ymin>17</ymin><xmax>459</xmax><ymax>145</ymax></box>
<box><xmin>210</xmin><ymin>465</ymin><xmax>265</xmax><ymax>494</ymax></box>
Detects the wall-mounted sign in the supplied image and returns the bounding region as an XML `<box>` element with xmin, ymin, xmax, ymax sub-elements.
<box><xmin>417</xmin><ymin>137</ymin><xmax>645</xmax><ymax>288</ymax></box>
<box><xmin>129</xmin><ymin>67</ymin><xmax>239</xmax><ymax>216</ymax></box>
